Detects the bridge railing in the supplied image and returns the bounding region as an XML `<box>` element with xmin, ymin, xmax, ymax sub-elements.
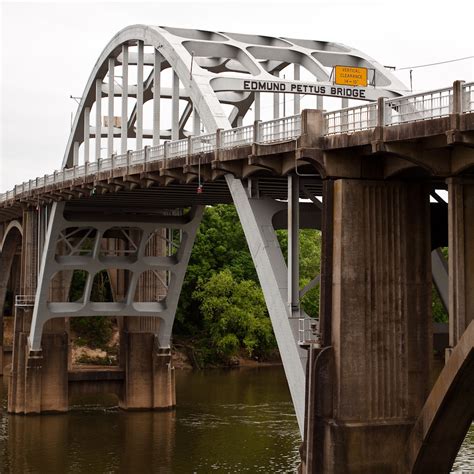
<box><xmin>191</xmin><ymin>132</ymin><xmax>216</xmax><ymax>154</ymax></box>
<box><xmin>1</xmin><ymin>81</ymin><xmax>473</xmax><ymax>204</ymax></box>
<box><xmin>114</xmin><ymin>153</ymin><xmax>128</xmax><ymax>168</ymax></box>
<box><xmin>221</xmin><ymin>125</ymin><xmax>254</xmax><ymax>149</ymax></box>
<box><xmin>15</xmin><ymin>294</ymin><xmax>36</xmax><ymax>307</ymax></box>
<box><xmin>149</xmin><ymin>145</ymin><xmax>165</xmax><ymax>160</ymax></box>
<box><xmin>257</xmin><ymin>114</ymin><xmax>301</xmax><ymax>143</ymax></box>
<box><xmin>168</xmin><ymin>139</ymin><xmax>188</xmax><ymax>158</ymax></box>
<box><xmin>384</xmin><ymin>86</ymin><xmax>453</xmax><ymax>125</ymax></box>
<box><xmin>325</xmin><ymin>102</ymin><xmax>377</xmax><ymax>135</ymax></box>
<box><xmin>464</xmin><ymin>82</ymin><xmax>474</xmax><ymax>113</ymax></box>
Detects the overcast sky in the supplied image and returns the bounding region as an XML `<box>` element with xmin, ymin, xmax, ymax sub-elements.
<box><xmin>1</xmin><ymin>0</ymin><xmax>473</xmax><ymax>192</ymax></box>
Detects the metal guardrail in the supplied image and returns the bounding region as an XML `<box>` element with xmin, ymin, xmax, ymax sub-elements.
<box><xmin>15</xmin><ymin>295</ymin><xmax>36</xmax><ymax>307</ymax></box>
<box><xmin>0</xmin><ymin>82</ymin><xmax>472</xmax><ymax>204</ymax></box>
<box><xmin>258</xmin><ymin>114</ymin><xmax>301</xmax><ymax>143</ymax></box>
<box><xmin>385</xmin><ymin>87</ymin><xmax>453</xmax><ymax>125</ymax></box>
<box><xmin>465</xmin><ymin>83</ymin><xmax>474</xmax><ymax>114</ymax></box>
<box><xmin>326</xmin><ymin>102</ymin><xmax>377</xmax><ymax>135</ymax></box>
<box><xmin>221</xmin><ymin>125</ymin><xmax>253</xmax><ymax>149</ymax></box>
<box><xmin>298</xmin><ymin>317</ymin><xmax>321</xmax><ymax>347</ymax></box>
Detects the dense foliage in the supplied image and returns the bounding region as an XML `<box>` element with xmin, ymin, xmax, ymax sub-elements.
<box><xmin>174</xmin><ymin>205</ymin><xmax>322</xmax><ymax>365</ymax></box>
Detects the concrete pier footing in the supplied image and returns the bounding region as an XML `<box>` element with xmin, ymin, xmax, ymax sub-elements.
<box><xmin>120</xmin><ymin>331</ymin><xmax>175</xmax><ymax>410</ymax></box>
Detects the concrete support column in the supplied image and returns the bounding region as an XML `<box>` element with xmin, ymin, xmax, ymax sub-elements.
<box><xmin>310</xmin><ymin>179</ymin><xmax>432</xmax><ymax>473</ymax></box>
<box><xmin>447</xmin><ymin>177</ymin><xmax>474</xmax><ymax>349</ymax></box>
<box><xmin>119</xmin><ymin>332</ymin><xmax>175</xmax><ymax>410</ymax></box>
<box><xmin>9</xmin><ymin>210</ymin><xmax>68</xmax><ymax>414</ymax></box>
<box><xmin>9</xmin><ymin>209</ymin><xmax>38</xmax><ymax>413</ymax></box>
<box><xmin>119</xmin><ymin>230</ymin><xmax>175</xmax><ymax>410</ymax></box>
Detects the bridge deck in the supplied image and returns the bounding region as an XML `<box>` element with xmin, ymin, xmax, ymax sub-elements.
<box><xmin>1</xmin><ymin>82</ymin><xmax>473</xmax><ymax>223</ymax></box>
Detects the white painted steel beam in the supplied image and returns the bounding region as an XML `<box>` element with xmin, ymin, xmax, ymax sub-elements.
<box><xmin>153</xmin><ymin>49</ymin><xmax>161</xmax><ymax>146</ymax></box>
<box><xmin>28</xmin><ymin>203</ymin><xmax>204</xmax><ymax>352</ymax></box>
<box><xmin>136</xmin><ymin>40</ymin><xmax>144</xmax><ymax>150</ymax></box>
<box><xmin>121</xmin><ymin>44</ymin><xmax>128</xmax><ymax>155</ymax></box>
<box><xmin>225</xmin><ymin>174</ymin><xmax>306</xmax><ymax>436</ymax></box>
<box><xmin>95</xmin><ymin>79</ymin><xmax>102</xmax><ymax>160</ymax></box>
<box><xmin>107</xmin><ymin>57</ymin><xmax>115</xmax><ymax>157</ymax></box>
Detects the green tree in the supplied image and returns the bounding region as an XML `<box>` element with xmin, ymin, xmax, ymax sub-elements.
<box><xmin>176</xmin><ymin>205</ymin><xmax>257</xmax><ymax>333</ymax></box>
<box><xmin>194</xmin><ymin>270</ymin><xmax>275</xmax><ymax>363</ymax></box>
<box><xmin>277</xmin><ymin>228</ymin><xmax>322</xmax><ymax>318</ymax></box>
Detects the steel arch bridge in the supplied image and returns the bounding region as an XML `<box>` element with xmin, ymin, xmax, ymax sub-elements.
<box><xmin>35</xmin><ymin>25</ymin><xmax>405</xmax><ymax>429</ymax></box>
<box><xmin>1</xmin><ymin>25</ymin><xmax>474</xmax><ymax>474</ymax></box>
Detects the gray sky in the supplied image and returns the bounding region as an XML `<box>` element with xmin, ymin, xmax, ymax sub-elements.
<box><xmin>1</xmin><ymin>0</ymin><xmax>473</xmax><ymax>192</ymax></box>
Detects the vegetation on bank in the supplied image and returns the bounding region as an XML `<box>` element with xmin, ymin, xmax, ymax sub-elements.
<box><xmin>67</xmin><ymin>204</ymin><xmax>448</xmax><ymax>368</ymax></box>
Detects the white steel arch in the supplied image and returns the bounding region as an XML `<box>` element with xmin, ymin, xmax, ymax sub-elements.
<box><xmin>0</xmin><ymin>220</ymin><xmax>23</xmax><ymax>252</ymax></box>
<box><xmin>63</xmin><ymin>25</ymin><xmax>405</xmax><ymax>168</ymax></box>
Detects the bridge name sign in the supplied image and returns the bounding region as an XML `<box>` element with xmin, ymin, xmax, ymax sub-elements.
<box><xmin>242</xmin><ymin>79</ymin><xmax>367</xmax><ymax>99</ymax></box>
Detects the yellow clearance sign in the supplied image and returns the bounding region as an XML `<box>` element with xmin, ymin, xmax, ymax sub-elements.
<box><xmin>334</xmin><ymin>66</ymin><xmax>368</xmax><ymax>87</ymax></box>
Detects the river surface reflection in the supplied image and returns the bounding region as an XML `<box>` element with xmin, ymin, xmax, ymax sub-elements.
<box><xmin>0</xmin><ymin>366</ymin><xmax>472</xmax><ymax>473</ymax></box>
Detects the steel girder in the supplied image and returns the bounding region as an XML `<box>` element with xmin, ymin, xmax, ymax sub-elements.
<box><xmin>28</xmin><ymin>202</ymin><xmax>203</xmax><ymax>351</ymax></box>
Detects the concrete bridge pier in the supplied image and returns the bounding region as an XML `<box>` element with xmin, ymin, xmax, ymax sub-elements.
<box><xmin>305</xmin><ymin>179</ymin><xmax>433</xmax><ymax>473</ymax></box>
<box><xmin>118</xmin><ymin>230</ymin><xmax>176</xmax><ymax>411</ymax></box>
<box><xmin>8</xmin><ymin>209</ymin><xmax>69</xmax><ymax>414</ymax></box>
<box><xmin>119</xmin><ymin>322</ymin><xmax>175</xmax><ymax>411</ymax></box>
<box><xmin>447</xmin><ymin>177</ymin><xmax>474</xmax><ymax>350</ymax></box>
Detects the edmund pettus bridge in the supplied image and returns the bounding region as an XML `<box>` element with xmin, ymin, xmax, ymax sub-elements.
<box><xmin>0</xmin><ymin>25</ymin><xmax>473</xmax><ymax>473</ymax></box>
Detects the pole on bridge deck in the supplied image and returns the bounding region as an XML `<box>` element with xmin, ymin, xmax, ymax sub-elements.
<box><xmin>273</xmin><ymin>71</ymin><xmax>280</xmax><ymax>119</ymax></box>
<box><xmin>254</xmin><ymin>92</ymin><xmax>261</xmax><ymax>122</ymax></box>
<box><xmin>192</xmin><ymin>107</ymin><xmax>200</xmax><ymax>136</ymax></box>
<box><xmin>121</xmin><ymin>44</ymin><xmax>128</xmax><ymax>155</ymax></box>
<box><xmin>73</xmin><ymin>142</ymin><xmax>79</xmax><ymax>167</ymax></box>
<box><xmin>153</xmin><ymin>49</ymin><xmax>161</xmax><ymax>146</ymax></box>
<box><xmin>136</xmin><ymin>40</ymin><xmax>144</xmax><ymax>150</ymax></box>
<box><xmin>294</xmin><ymin>64</ymin><xmax>301</xmax><ymax>115</ymax></box>
<box><xmin>107</xmin><ymin>57</ymin><xmax>114</xmax><ymax>158</ymax></box>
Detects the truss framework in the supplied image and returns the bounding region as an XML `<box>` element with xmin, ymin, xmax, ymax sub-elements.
<box><xmin>28</xmin><ymin>202</ymin><xmax>203</xmax><ymax>351</ymax></box>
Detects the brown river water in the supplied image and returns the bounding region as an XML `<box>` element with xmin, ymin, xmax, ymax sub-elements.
<box><xmin>0</xmin><ymin>366</ymin><xmax>472</xmax><ymax>473</ymax></box>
